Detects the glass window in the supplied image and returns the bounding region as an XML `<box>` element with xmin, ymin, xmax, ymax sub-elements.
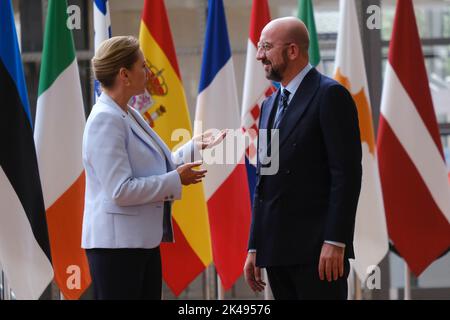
<box><xmin>382</xmin><ymin>0</ymin><xmax>450</xmax><ymax>40</ymax></box>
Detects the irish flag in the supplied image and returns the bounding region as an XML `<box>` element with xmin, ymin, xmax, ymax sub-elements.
<box><xmin>139</xmin><ymin>0</ymin><xmax>212</xmax><ymax>296</ymax></box>
<box><xmin>34</xmin><ymin>0</ymin><xmax>91</xmax><ymax>299</ymax></box>
<box><xmin>378</xmin><ymin>0</ymin><xmax>450</xmax><ymax>276</ymax></box>
<box><xmin>297</xmin><ymin>0</ymin><xmax>323</xmax><ymax>71</ymax></box>
<box><xmin>195</xmin><ymin>0</ymin><xmax>251</xmax><ymax>290</ymax></box>
<box><xmin>241</xmin><ymin>0</ymin><xmax>275</xmax><ymax>206</ymax></box>
<box><xmin>334</xmin><ymin>0</ymin><xmax>388</xmax><ymax>281</ymax></box>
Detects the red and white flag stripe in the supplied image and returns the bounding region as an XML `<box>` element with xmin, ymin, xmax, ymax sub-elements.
<box><xmin>377</xmin><ymin>0</ymin><xmax>450</xmax><ymax>276</ymax></box>
<box><xmin>241</xmin><ymin>0</ymin><xmax>275</xmax><ymax>164</ymax></box>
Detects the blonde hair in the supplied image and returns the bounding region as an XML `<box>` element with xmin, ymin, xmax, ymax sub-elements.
<box><xmin>92</xmin><ymin>36</ymin><xmax>140</xmax><ymax>88</ymax></box>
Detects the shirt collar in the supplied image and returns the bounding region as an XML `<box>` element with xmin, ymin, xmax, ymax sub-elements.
<box><xmin>280</xmin><ymin>63</ymin><xmax>313</xmax><ymax>103</ymax></box>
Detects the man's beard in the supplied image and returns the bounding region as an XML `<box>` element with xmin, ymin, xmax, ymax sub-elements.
<box><xmin>262</xmin><ymin>50</ymin><xmax>288</xmax><ymax>82</ymax></box>
<box><xmin>264</xmin><ymin>61</ymin><xmax>283</xmax><ymax>82</ymax></box>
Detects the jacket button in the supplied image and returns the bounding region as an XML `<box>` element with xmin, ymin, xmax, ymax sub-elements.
<box><xmin>292</xmin><ymin>143</ymin><xmax>296</xmax><ymax>147</ymax></box>
<box><xmin>286</xmin><ymin>170</ymin><xmax>291</xmax><ymax>174</ymax></box>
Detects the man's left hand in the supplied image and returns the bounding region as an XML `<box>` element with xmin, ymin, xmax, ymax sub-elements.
<box><xmin>318</xmin><ymin>242</ymin><xmax>345</xmax><ymax>282</ymax></box>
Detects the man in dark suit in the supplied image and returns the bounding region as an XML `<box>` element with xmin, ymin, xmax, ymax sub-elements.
<box><xmin>244</xmin><ymin>17</ymin><xmax>362</xmax><ymax>300</ymax></box>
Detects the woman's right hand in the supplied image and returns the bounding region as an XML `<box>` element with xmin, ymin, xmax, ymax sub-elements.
<box><xmin>176</xmin><ymin>161</ymin><xmax>207</xmax><ymax>185</ymax></box>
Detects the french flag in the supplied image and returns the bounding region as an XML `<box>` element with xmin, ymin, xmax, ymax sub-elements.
<box><xmin>241</xmin><ymin>0</ymin><xmax>275</xmax><ymax>205</ymax></box>
<box><xmin>93</xmin><ymin>0</ymin><xmax>111</xmax><ymax>99</ymax></box>
<box><xmin>194</xmin><ymin>0</ymin><xmax>251</xmax><ymax>290</ymax></box>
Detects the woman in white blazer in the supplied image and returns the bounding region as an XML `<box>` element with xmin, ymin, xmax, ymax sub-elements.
<box><xmin>82</xmin><ymin>36</ymin><xmax>224</xmax><ymax>300</ymax></box>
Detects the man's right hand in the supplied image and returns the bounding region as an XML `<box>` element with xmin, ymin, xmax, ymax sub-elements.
<box><xmin>176</xmin><ymin>161</ymin><xmax>207</xmax><ymax>185</ymax></box>
<box><xmin>243</xmin><ymin>252</ymin><xmax>266</xmax><ymax>292</ymax></box>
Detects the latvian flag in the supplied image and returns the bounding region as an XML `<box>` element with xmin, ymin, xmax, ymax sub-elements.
<box><xmin>195</xmin><ymin>0</ymin><xmax>252</xmax><ymax>289</ymax></box>
<box><xmin>0</xmin><ymin>0</ymin><xmax>53</xmax><ymax>299</ymax></box>
<box><xmin>377</xmin><ymin>0</ymin><xmax>450</xmax><ymax>276</ymax></box>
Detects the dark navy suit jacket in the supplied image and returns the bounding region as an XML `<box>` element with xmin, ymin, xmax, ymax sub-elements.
<box><xmin>248</xmin><ymin>68</ymin><xmax>362</xmax><ymax>267</ymax></box>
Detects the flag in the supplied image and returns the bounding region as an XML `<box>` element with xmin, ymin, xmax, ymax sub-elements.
<box><xmin>34</xmin><ymin>0</ymin><xmax>91</xmax><ymax>299</ymax></box>
<box><xmin>333</xmin><ymin>0</ymin><xmax>388</xmax><ymax>281</ymax></box>
<box><xmin>93</xmin><ymin>0</ymin><xmax>111</xmax><ymax>99</ymax></box>
<box><xmin>139</xmin><ymin>0</ymin><xmax>212</xmax><ymax>296</ymax></box>
<box><xmin>297</xmin><ymin>0</ymin><xmax>323</xmax><ymax>71</ymax></box>
<box><xmin>194</xmin><ymin>0</ymin><xmax>252</xmax><ymax>290</ymax></box>
<box><xmin>241</xmin><ymin>0</ymin><xmax>275</xmax><ymax>206</ymax></box>
<box><xmin>0</xmin><ymin>0</ymin><xmax>53</xmax><ymax>299</ymax></box>
<box><xmin>377</xmin><ymin>0</ymin><xmax>450</xmax><ymax>276</ymax></box>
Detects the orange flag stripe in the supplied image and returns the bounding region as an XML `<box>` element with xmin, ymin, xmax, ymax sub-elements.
<box><xmin>45</xmin><ymin>172</ymin><xmax>91</xmax><ymax>299</ymax></box>
<box><xmin>335</xmin><ymin>68</ymin><xmax>376</xmax><ymax>155</ymax></box>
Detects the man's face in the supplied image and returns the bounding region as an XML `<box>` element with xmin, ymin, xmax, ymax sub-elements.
<box><xmin>256</xmin><ymin>30</ymin><xmax>289</xmax><ymax>82</ymax></box>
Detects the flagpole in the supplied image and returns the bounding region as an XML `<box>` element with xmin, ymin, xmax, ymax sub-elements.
<box><xmin>404</xmin><ymin>262</ymin><xmax>411</xmax><ymax>300</ymax></box>
<box><xmin>1</xmin><ymin>270</ymin><xmax>4</xmax><ymax>300</ymax></box>
<box><xmin>217</xmin><ymin>275</ymin><xmax>225</xmax><ymax>300</ymax></box>
<box><xmin>2</xmin><ymin>272</ymin><xmax>11</xmax><ymax>300</ymax></box>
<box><xmin>354</xmin><ymin>271</ymin><xmax>362</xmax><ymax>300</ymax></box>
<box><xmin>263</xmin><ymin>269</ymin><xmax>272</xmax><ymax>300</ymax></box>
<box><xmin>205</xmin><ymin>264</ymin><xmax>216</xmax><ymax>300</ymax></box>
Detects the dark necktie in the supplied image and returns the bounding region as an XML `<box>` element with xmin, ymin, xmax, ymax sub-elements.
<box><xmin>272</xmin><ymin>88</ymin><xmax>290</xmax><ymax>129</ymax></box>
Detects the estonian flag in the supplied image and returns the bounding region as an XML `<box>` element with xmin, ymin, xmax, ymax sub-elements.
<box><xmin>0</xmin><ymin>0</ymin><xmax>53</xmax><ymax>299</ymax></box>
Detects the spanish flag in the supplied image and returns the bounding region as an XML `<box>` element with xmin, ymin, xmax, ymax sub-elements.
<box><xmin>139</xmin><ymin>0</ymin><xmax>212</xmax><ymax>296</ymax></box>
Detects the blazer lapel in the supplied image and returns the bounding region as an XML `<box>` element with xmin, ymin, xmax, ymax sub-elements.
<box><xmin>127</xmin><ymin>108</ymin><xmax>175</xmax><ymax>169</ymax></box>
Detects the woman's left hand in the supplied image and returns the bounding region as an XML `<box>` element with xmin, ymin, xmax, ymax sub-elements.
<box><xmin>193</xmin><ymin>129</ymin><xmax>227</xmax><ymax>150</ymax></box>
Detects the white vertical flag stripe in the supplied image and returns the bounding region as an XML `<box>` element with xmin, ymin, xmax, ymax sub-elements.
<box><xmin>334</xmin><ymin>0</ymin><xmax>388</xmax><ymax>281</ymax></box>
<box><xmin>0</xmin><ymin>170</ymin><xmax>54</xmax><ymax>299</ymax></box>
<box><xmin>381</xmin><ymin>64</ymin><xmax>450</xmax><ymax>222</ymax></box>
<box><xmin>35</xmin><ymin>60</ymin><xmax>85</xmax><ymax>208</ymax></box>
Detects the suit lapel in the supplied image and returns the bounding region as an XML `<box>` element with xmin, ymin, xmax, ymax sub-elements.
<box><xmin>277</xmin><ymin>68</ymin><xmax>321</xmax><ymax>149</ymax></box>
<box><xmin>257</xmin><ymin>69</ymin><xmax>323</xmax><ymax>177</ymax></box>
<box><xmin>260</xmin><ymin>89</ymin><xmax>280</xmax><ymax>130</ymax></box>
<box><xmin>256</xmin><ymin>90</ymin><xmax>277</xmax><ymax>171</ymax></box>
<box><xmin>258</xmin><ymin>68</ymin><xmax>321</xmax><ymax>171</ymax></box>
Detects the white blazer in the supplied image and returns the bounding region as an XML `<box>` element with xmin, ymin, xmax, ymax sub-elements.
<box><xmin>81</xmin><ymin>92</ymin><xmax>200</xmax><ymax>249</ymax></box>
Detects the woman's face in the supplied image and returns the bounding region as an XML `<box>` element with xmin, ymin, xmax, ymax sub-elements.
<box><xmin>126</xmin><ymin>50</ymin><xmax>148</xmax><ymax>96</ymax></box>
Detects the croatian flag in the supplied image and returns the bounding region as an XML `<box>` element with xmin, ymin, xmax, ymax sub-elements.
<box><xmin>194</xmin><ymin>0</ymin><xmax>252</xmax><ymax>290</ymax></box>
<box><xmin>241</xmin><ymin>0</ymin><xmax>275</xmax><ymax>205</ymax></box>
<box><xmin>93</xmin><ymin>0</ymin><xmax>111</xmax><ymax>99</ymax></box>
